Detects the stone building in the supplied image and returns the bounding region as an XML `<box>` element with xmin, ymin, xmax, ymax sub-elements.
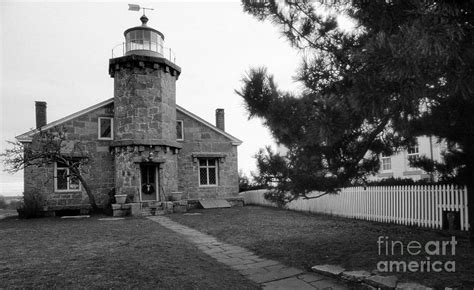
<box><xmin>15</xmin><ymin>15</ymin><xmax>242</xmax><ymax>213</ymax></box>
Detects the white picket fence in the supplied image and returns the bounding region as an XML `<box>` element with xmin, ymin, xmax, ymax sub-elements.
<box><xmin>241</xmin><ymin>185</ymin><xmax>470</xmax><ymax>231</ymax></box>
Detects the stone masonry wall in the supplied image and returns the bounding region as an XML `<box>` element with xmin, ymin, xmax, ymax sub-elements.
<box><xmin>114</xmin><ymin>145</ymin><xmax>178</xmax><ymax>201</ymax></box>
<box><xmin>111</xmin><ymin>56</ymin><xmax>180</xmax><ymax>201</ymax></box>
<box><xmin>176</xmin><ymin>110</ymin><xmax>239</xmax><ymax>199</ymax></box>
<box><xmin>113</xmin><ymin>66</ymin><xmax>176</xmax><ymax>142</ymax></box>
<box><xmin>24</xmin><ymin>103</ymin><xmax>115</xmax><ymax>209</ymax></box>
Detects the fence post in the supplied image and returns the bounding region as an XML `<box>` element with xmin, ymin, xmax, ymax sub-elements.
<box><xmin>427</xmin><ymin>185</ymin><xmax>432</xmax><ymax>228</ymax></box>
<box><xmin>410</xmin><ymin>185</ymin><xmax>414</xmax><ymax>225</ymax></box>
<box><xmin>465</xmin><ymin>186</ymin><xmax>470</xmax><ymax>231</ymax></box>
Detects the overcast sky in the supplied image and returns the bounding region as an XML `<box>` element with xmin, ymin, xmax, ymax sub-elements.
<box><xmin>0</xmin><ymin>0</ymin><xmax>310</xmax><ymax>196</ymax></box>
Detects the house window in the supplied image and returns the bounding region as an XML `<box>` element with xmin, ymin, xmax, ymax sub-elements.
<box><xmin>98</xmin><ymin>117</ymin><xmax>113</xmax><ymax>140</ymax></box>
<box><xmin>407</xmin><ymin>143</ymin><xmax>420</xmax><ymax>169</ymax></box>
<box><xmin>199</xmin><ymin>158</ymin><xmax>218</xmax><ymax>186</ymax></box>
<box><xmin>55</xmin><ymin>162</ymin><xmax>81</xmax><ymax>192</ymax></box>
<box><xmin>176</xmin><ymin>120</ymin><xmax>184</xmax><ymax>141</ymax></box>
<box><xmin>381</xmin><ymin>155</ymin><xmax>392</xmax><ymax>171</ymax></box>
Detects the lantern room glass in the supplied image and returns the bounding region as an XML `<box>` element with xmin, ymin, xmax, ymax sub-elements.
<box><xmin>125</xmin><ymin>29</ymin><xmax>163</xmax><ymax>55</ymax></box>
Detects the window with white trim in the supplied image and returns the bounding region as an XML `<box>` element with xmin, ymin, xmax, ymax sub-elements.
<box><xmin>199</xmin><ymin>158</ymin><xmax>218</xmax><ymax>186</ymax></box>
<box><xmin>407</xmin><ymin>143</ymin><xmax>420</xmax><ymax>169</ymax></box>
<box><xmin>55</xmin><ymin>162</ymin><xmax>81</xmax><ymax>192</ymax></box>
<box><xmin>98</xmin><ymin>117</ymin><xmax>113</xmax><ymax>140</ymax></box>
<box><xmin>381</xmin><ymin>154</ymin><xmax>392</xmax><ymax>171</ymax></box>
<box><xmin>176</xmin><ymin>120</ymin><xmax>184</xmax><ymax>141</ymax></box>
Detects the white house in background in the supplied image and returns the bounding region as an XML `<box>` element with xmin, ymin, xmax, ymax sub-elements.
<box><xmin>276</xmin><ymin>136</ymin><xmax>447</xmax><ymax>182</ymax></box>
<box><xmin>370</xmin><ymin>136</ymin><xmax>447</xmax><ymax>181</ymax></box>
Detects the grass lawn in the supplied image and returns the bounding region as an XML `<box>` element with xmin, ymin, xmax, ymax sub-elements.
<box><xmin>169</xmin><ymin>206</ymin><xmax>474</xmax><ymax>288</ymax></box>
<box><xmin>0</xmin><ymin>215</ymin><xmax>259</xmax><ymax>289</ymax></box>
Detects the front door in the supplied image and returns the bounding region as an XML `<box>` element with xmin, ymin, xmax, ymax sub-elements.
<box><xmin>140</xmin><ymin>164</ymin><xmax>158</xmax><ymax>201</ymax></box>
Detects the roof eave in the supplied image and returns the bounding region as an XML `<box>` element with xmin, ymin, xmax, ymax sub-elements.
<box><xmin>15</xmin><ymin>98</ymin><xmax>114</xmax><ymax>141</ymax></box>
<box><xmin>176</xmin><ymin>105</ymin><xmax>243</xmax><ymax>146</ymax></box>
<box><xmin>16</xmin><ymin>136</ymin><xmax>33</xmax><ymax>143</ymax></box>
<box><xmin>14</xmin><ymin>98</ymin><xmax>244</xmax><ymax>146</ymax></box>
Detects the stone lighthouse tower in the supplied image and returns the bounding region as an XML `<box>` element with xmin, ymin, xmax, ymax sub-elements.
<box><xmin>109</xmin><ymin>14</ymin><xmax>181</xmax><ymax>202</ymax></box>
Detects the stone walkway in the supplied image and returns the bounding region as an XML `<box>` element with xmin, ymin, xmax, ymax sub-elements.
<box><xmin>148</xmin><ymin>216</ymin><xmax>349</xmax><ymax>289</ymax></box>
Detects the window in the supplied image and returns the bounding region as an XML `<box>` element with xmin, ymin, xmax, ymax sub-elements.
<box><xmin>176</xmin><ymin>120</ymin><xmax>184</xmax><ymax>141</ymax></box>
<box><xmin>55</xmin><ymin>162</ymin><xmax>81</xmax><ymax>192</ymax></box>
<box><xmin>407</xmin><ymin>143</ymin><xmax>420</xmax><ymax>169</ymax></box>
<box><xmin>381</xmin><ymin>155</ymin><xmax>392</xmax><ymax>171</ymax></box>
<box><xmin>199</xmin><ymin>159</ymin><xmax>218</xmax><ymax>186</ymax></box>
<box><xmin>98</xmin><ymin>117</ymin><xmax>113</xmax><ymax>140</ymax></box>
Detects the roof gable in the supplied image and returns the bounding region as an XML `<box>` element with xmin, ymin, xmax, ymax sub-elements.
<box><xmin>16</xmin><ymin>99</ymin><xmax>242</xmax><ymax>146</ymax></box>
<box><xmin>176</xmin><ymin>105</ymin><xmax>242</xmax><ymax>145</ymax></box>
<box><xmin>16</xmin><ymin>98</ymin><xmax>115</xmax><ymax>142</ymax></box>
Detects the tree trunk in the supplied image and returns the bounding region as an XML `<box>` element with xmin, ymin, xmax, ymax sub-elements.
<box><xmin>74</xmin><ymin>172</ymin><xmax>99</xmax><ymax>212</ymax></box>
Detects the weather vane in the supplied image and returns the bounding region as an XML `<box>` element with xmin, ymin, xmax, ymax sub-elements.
<box><xmin>128</xmin><ymin>4</ymin><xmax>154</xmax><ymax>15</ymax></box>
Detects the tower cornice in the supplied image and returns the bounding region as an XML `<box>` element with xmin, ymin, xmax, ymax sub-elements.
<box><xmin>109</xmin><ymin>54</ymin><xmax>181</xmax><ymax>79</ymax></box>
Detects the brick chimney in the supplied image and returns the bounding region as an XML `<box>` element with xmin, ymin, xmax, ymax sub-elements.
<box><xmin>216</xmin><ymin>108</ymin><xmax>225</xmax><ymax>131</ymax></box>
<box><xmin>35</xmin><ymin>101</ymin><xmax>47</xmax><ymax>129</ymax></box>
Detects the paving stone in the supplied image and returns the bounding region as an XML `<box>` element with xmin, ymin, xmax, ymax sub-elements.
<box><xmin>365</xmin><ymin>275</ymin><xmax>398</xmax><ymax>288</ymax></box>
<box><xmin>240</xmin><ymin>267</ymin><xmax>270</xmax><ymax>276</ymax></box>
<box><xmin>208</xmin><ymin>253</ymin><xmax>231</xmax><ymax>260</ymax></box>
<box><xmin>202</xmin><ymin>248</ymin><xmax>224</xmax><ymax>254</ymax></box>
<box><xmin>264</xmin><ymin>264</ymin><xmax>287</xmax><ymax>271</ymax></box>
<box><xmin>237</xmin><ymin>258</ymin><xmax>258</xmax><ymax>265</ymax></box>
<box><xmin>297</xmin><ymin>273</ymin><xmax>326</xmax><ymax>283</ymax></box>
<box><xmin>263</xmin><ymin>277</ymin><xmax>315</xmax><ymax>290</ymax></box>
<box><xmin>61</xmin><ymin>215</ymin><xmax>90</xmax><ymax>219</ymax></box>
<box><xmin>219</xmin><ymin>258</ymin><xmax>247</xmax><ymax>266</ymax></box>
<box><xmin>310</xmin><ymin>279</ymin><xmax>349</xmax><ymax>290</ymax></box>
<box><xmin>246</xmin><ymin>259</ymin><xmax>280</xmax><ymax>269</ymax></box>
<box><xmin>221</xmin><ymin>251</ymin><xmax>248</xmax><ymax>257</ymax></box>
<box><xmin>341</xmin><ymin>270</ymin><xmax>372</xmax><ymax>282</ymax></box>
<box><xmin>98</xmin><ymin>217</ymin><xmax>125</xmax><ymax>221</ymax></box>
<box><xmin>396</xmin><ymin>282</ymin><xmax>432</xmax><ymax>289</ymax></box>
<box><xmin>248</xmin><ymin>257</ymin><xmax>267</xmax><ymax>263</ymax></box>
<box><xmin>228</xmin><ymin>252</ymin><xmax>253</xmax><ymax>258</ymax></box>
<box><xmin>231</xmin><ymin>264</ymin><xmax>257</xmax><ymax>271</ymax></box>
<box><xmin>233</xmin><ymin>252</ymin><xmax>260</xmax><ymax>258</ymax></box>
<box><xmin>221</xmin><ymin>246</ymin><xmax>247</xmax><ymax>253</ymax></box>
<box><xmin>311</xmin><ymin>264</ymin><xmax>346</xmax><ymax>277</ymax></box>
<box><xmin>247</xmin><ymin>267</ymin><xmax>304</xmax><ymax>283</ymax></box>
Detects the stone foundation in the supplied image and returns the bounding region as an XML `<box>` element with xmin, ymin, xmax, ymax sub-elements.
<box><xmin>112</xmin><ymin>203</ymin><xmax>132</xmax><ymax>217</ymax></box>
<box><xmin>112</xmin><ymin>200</ymin><xmax>189</xmax><ymax>217</ymax></box>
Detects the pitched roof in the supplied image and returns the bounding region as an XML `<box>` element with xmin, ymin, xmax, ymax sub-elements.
<box><xmin>176</xmin><ymin>105</ymin><xmax>242</xmax><ymax>145</ymax></box>
<box><xmin>16</xmin><ymin>98</ymin><xmax>242</xmax><ymax>146</ymax></box>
